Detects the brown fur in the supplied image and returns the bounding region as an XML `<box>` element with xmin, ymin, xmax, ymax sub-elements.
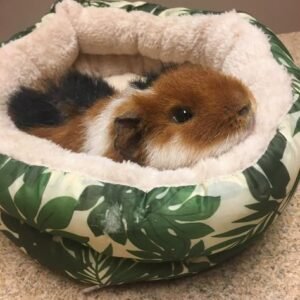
<box><xmin>29</xmin><ymin>116</ymin><xmax>85</xmax><ymax>153</ymax></box>
<box><xmin>27</xmin><ymin>64</ymin><xmax>256</xmax><ymax>169</ymax></box>
<box><xmin>29</xmin><ymin>97</ymin><xmax>110</xmax><ymax>152</ymax></box>
<box><xmin>109</xmin><ymin>64</ymin><xmax>255</xmax><ymax>165</ymax></box>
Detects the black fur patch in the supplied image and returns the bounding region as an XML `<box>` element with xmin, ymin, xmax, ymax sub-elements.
<box><xmin>130</xmin><ymin>64</ymin><xmax>177</xmax><ymax>90</ymax></box>
<box><xmin>130</xmin><ymin>72</ymin><xmax>161</xmax><ymax>90</ymax></box>
<box><xmin>8</xmin><ymin>71</ymin><xmax>115</xmax><ymax>129</ymax></box>
<box><xmin>8</xmin><ymin>88</ymin><xmax>63</xmax><ymax>129</ymax></box>
<box><xmin>56</xmin><ymin>71</ymin><xmax>115</xmax><ymax>109</ymax></box>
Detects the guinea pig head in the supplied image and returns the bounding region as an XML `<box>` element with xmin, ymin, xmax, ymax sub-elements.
<box><xmin>108</xmin><ymin>65</ymin><xmax>256</xmax><ymax>170</ymax></box>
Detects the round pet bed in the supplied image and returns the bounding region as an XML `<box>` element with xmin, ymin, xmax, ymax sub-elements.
<box><xmin>0</xmin><ymin>0</ymin><xmax>299</xmax><ymax>287</ymax></box>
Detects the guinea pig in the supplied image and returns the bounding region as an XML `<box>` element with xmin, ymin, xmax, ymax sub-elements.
<box><xmin>8</xmin><ymin>64</ymin><xmax>256</xmax><ymax>170</ymax></box>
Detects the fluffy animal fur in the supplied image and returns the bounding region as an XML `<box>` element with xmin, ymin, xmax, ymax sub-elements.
<box><xmin>9</xmin><ymin>65</ymin><xmax>255</xmax><ymax>170</ymax></box>
<box><xmin>0</xmin><ymin>0</ymin><xmax>293</xmax><ymax>190</ymax></box>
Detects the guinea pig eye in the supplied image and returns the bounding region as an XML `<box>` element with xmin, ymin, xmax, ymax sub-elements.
<box><xmin>171</xmin><ymin>106</ymin><xmax>193</xmax><ymax>124</ymax></box>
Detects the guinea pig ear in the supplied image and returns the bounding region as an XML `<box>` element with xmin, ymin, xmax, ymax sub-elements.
<box><xmin>113</xmin><ymin>112</ymin><xmax>144</xmax><ymax>162</ymax></box>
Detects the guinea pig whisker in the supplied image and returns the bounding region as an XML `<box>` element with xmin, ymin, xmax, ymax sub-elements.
<box><xmin>211</xmin><ymin>119</ymin><xmax>227</xmax><ymax>140</ymax></box>
<box><xmin>212</xmin><ymin>128</ymin><xmax>223</xmax><ymax>140</ymax></box>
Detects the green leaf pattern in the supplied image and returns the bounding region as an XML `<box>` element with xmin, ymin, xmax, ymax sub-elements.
<box><xmin>0</xmin><ymin>0</ymin><xmax>299</xmax><ymax>287</ymax></box>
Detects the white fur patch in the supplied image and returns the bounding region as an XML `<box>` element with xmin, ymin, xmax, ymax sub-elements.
<box><xmin>82</xmin><ymin>96</ymin><xmax>130</xmax><ymax>155</ymax></box>
<box><xmin>105</xmin><ymin>73</ymin><xmax>142</xmax><ymax>92</ymax></box>
<box><xmin>145</xmin><ymin>130</ymin><xmax>251</xmax><ymax>170</ymax></box>
<box><xmin>145</xmin><ymin>135</ymin><xmax>199</xmax><ymax>170</ymax></box>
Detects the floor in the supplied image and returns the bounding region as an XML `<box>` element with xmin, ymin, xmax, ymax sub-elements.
<box><xmin>0</xmin><ymin>32</ymin><xmax>299</xmax><ymax>300</ymax></box>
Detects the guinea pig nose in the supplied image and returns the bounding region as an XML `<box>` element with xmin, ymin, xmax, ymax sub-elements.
<box><xmin>238</xmin><ymin>104</ymin><xmax>251</xmax><ymax>117</ymax></box>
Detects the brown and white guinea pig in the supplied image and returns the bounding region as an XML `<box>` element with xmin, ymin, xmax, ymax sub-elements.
<box><xmin>8</xmin><ymin>64</ymin><xmax>256</xmax><ymax>170</ymax></box>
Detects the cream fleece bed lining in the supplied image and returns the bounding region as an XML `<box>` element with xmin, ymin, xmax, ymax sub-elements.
<box><xmin>0</xmin><ymin>0</ymin><xmax>293</xmax><ymax>191</ymax></box>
